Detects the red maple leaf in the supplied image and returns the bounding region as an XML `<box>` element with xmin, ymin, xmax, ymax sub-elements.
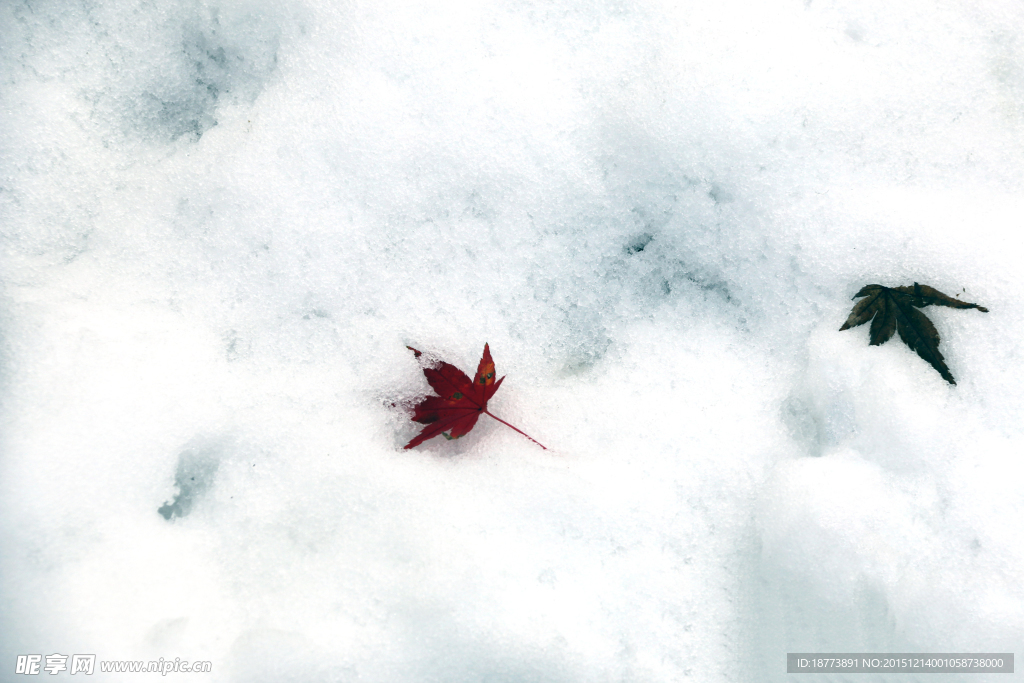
<box><xmin>404</xmin><ymin>344</ymin><xmax>546</xmax><ymax>450</ymax></box>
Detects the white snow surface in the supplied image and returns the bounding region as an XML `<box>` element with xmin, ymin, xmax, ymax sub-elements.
<box><xmin>1</xmin><ymin>0</ymin><xmax>1023</xmax><ymax>681</ymax></box>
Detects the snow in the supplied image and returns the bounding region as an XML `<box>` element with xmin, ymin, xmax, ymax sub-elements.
<box><xmin>1</xmin><ymin>0</ymin><xmax>1022</xmax><ymax>681</ymax></box>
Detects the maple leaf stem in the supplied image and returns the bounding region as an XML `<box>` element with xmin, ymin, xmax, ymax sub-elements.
<box><xmin>483</xmin><ymin>410</ymin><xmax>547</xmax><ymax>450</ymax></box>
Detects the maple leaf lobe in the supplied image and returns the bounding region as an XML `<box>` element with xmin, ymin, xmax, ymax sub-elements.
<box><xmin>840</xmin><ymin>283</ymin><xmax>987</xmax><ymax>384</ymax></box>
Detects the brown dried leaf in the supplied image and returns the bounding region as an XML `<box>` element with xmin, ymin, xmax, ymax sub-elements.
<box><xmin>840</xmin><ymin>283</ymin><xmax>988</xmax><ymax>384</ymax></box>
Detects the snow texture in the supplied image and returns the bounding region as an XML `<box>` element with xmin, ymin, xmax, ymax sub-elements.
<box><xmin>1</xmin><ymin>0</ymin><xmax>1022</xmax><ymax>681</ymax></box>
